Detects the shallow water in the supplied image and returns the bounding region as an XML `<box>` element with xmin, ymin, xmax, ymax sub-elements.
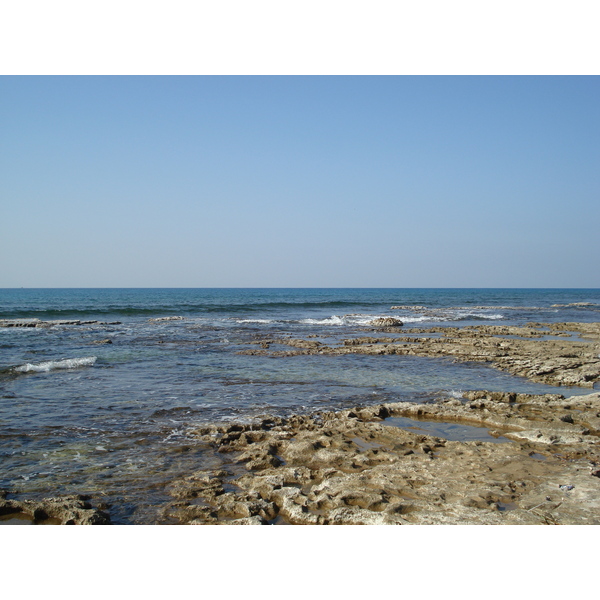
<box><xmin>384</xmin><ymin>416</ymin><xmax>511</xmax><ymax>443</ymax></box>
<box><xmin>1</xmin><ymin>288</ymin><xmax>598</xmax><ymax>523</ymax></box>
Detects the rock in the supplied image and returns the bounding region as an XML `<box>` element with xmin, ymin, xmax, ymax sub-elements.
<box><xmin>149</xmin><ymin>316</ymin><xmax>185</xmax><ymax>322</ymax></box>
<box><xmin>162</xmin><ymin>323</ymin><xmax>600</xmax><ymax>525</ymax></box>
<box><xmin>220</xmin><ymin>516</ymin><xmax>267</xmax><ymax>525</ymax></box>
<box><xmin>0</xmin><ymin>319</ymin><xmax>41</xmax><ymax>327</ymax></box>
<box><xmin>0</xmin><ymin>319</ymin><xmax>117</xmax><ymax>329</ymax></box>
<box><xmin>241</xmin><ymin>322</ymin><xmax>600</xmax><ymax>388</ymax></box>
<box><xmin>390</xmin><ymin>306</ymin><xmax>427</xmax><ymax>310</ymax></box>
<box><xmin>0</xmin><ymin>492</ymin><xmax>111</xmax><ymax>524</ymax></box>
<box><xmin>368</xmin><ymin>317</ymin><xmax>404</xmax><ymax>327</ymax></box>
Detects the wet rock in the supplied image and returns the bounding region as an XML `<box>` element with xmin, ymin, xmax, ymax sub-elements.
<box><xmin>324</xmin><ymin>506</ymin><xmax>405</xmax><ymax>525</ymax></box>
<box><xmin>0</xmin><ymin>492</ymin><xmax>110</xmax><ymax>524</ymax></box>
<box><xmin>219</xmin><ymin>516</ymin><xmax>267</xmax><ymax>525</ymax></box>
<box><xmin>0</xmin><ymin>319</ymin><xmax>119</xmax><ymax>329</ymax></box>
<box><xmin>161</xmin><ymin>344</ymin><xmax>600</xmax><ymax>525</ymax></box>
<box><xmin>245</xmin><ymin>322</ymin><xmax>600</xmax><ymax>388</ymax></box>
<box><xmin>391</xmin><ymin>305</ymin><xmax>427</xmax><ymax>310</ymax></box>
<box><xmin>368</xmin><ymin>317</ymin><xmax>404</xmax><ymax>327</ymax></box>
<box><xmin>149</xmin><ymin>316</ymin><xmax>185</xmax><ymax>322</ymax></box>
<box><xmin>280</xmin><ymin>338</ymin><xmax>324</xmax><ymax>349</ymax></box>
<box><xmin>0</xmin><ymin>319</ymin><xmax>42</xmax><ymax>327</ymax></box>
<box><xmin>0</xmin><ymin>319</ymin><xmax>99</xmax><ymax>328</ymax></box>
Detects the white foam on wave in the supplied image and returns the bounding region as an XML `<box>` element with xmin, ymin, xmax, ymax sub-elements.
<box><xmin>301</xmin><ymin>315</ymin><xmax>347</xmax><ymax>326</ymax></box>
<box><xmin>403</xmin><ymin>311</ymin><xmax>504</xmax><ymax>322</ymax></box>
<box><xmin>221</xmin><ymin>310</ymin><xmax>505</xmax><ymax>328</ymax></box>
<box><xmin>235</xmin><ymin>319</ymin><xmax>275</xmax><ymax>324</ymax></box>
<box><xmin>397</xmin><ymin>316</ymin><xmax>431</xmax><ymax>323</ymax></box>
<box><xmin>13</xmin><ymin>356</ymin><xmax>97</xmax><ymax>373</ymax></box>
<box><xmin>301</xmin><ymin>314</ymin><xmax>377</xmax><ymax>326</ymax></box>
<box><xmin>450</xmin><ymin>311</ymin><xmax>504</xmax><ymax>321</ymax></box>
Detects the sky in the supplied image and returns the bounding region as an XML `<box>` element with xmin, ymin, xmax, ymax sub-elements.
<box><xmin>1</xmin><ymin>76</ymin><xmax>599</xmax><ymax>288</ymax></box>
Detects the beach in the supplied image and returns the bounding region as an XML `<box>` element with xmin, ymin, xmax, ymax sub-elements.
<box><xmin>135</xmin><ymin>320</ymin><xmax>600</xmax><ymax>524</ymax></box>
<box><xmin>1</xmin><ymin>289</ymin><xmax>599</xmax><ymax>524</ymax></box>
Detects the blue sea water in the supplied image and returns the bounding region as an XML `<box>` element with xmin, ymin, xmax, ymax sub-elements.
<box><xmin>1</xmin><ymin>288</ymin><xmax>599</xmax><ymax>523</ymax></box>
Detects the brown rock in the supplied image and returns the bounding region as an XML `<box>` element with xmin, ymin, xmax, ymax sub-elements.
<box><xmin>368</xmin><ymin>317</ymin><xmax>404</xmax><ymax>327</ymax></box>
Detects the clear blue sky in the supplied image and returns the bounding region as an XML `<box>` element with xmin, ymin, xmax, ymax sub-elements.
<box><xmin>1</xmin><ymin>76</ymin><xmax>598</xmax><ymax>287</ymax></box>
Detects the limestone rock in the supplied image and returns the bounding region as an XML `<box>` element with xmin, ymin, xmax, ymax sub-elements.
<box><xmin>0</xmin><ymin>492</ymin><xmax>111</xmax><ymax>524</ymax></box>
<box><xmin>368</xmin><ymin>317</ymin><xmax>404</xmax><ymax>327</ymax></box>
<box><xmin>149</xmin><ymin>316</ymin><xmax>185</xmax><ymax>322</ymax></box>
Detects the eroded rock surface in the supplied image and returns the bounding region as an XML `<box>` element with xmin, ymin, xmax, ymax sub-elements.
<box><xmin>149</xmin><ymin>316</ymin><xmax>185</xmax><ymax>322</ymax></box>
<box><xmin>0</xmin><ymin>492</ymin><xmax>111</xmax><ymax>524</ymax></box>
<box><xmin>161</xmin><ymin>391</ymin><xmax>600</xmax><ymax>525</ymax></box>
<box><xmin>238</xmin><ymin>322</ymin><xmax>600</xmax><ymax>388</ymax></box>
<box><xmin>368</xmin><ymin>317</ymin><xmax>404</xmax><ymax>327</ymax></box>
<box><xmin>7</xmin><ymin>320</ymin><xmax>599</xmax><ymax>525</ymax></box>
<box><xmin>0</xmin><ymin>319</ymin><xmax>121</xmax><ymax>328</ymax></box>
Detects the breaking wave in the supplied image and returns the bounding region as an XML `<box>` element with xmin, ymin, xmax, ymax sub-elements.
<box><xmin>230</xmin><ymin>311</ymin><xmax>505</xmax><ymax>327</ymax></box>
<box><xmin>13</xmin><ymin>356</ymin><xmax>97</xmax><ymax>373</ymax></box>
<box><xmin>301</xmin><ymin>315</ymin><xmax>376</xmax><ymax>326</ymax></box>
<box><xmin>393</xmin><ymin>311</ymin><xmax>504</xmax><ymax>323</ymax></box>
<box><xmin>234</xmin><ymin>319</ymin><xmax>275</xmax><ymax>324</ymax></box>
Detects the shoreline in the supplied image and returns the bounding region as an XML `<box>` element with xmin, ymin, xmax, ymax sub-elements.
<box><xmin>159</xmin><ymin>388</ymin><xmax>600</xmax><ymax>524</ymax></box>
<box><xmin>1</xmin><ymin>321</ymin><xmax>600</xmax><ymax>524</ymax></box>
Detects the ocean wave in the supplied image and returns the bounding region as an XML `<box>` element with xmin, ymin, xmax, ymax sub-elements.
<box><xmin>455</xmin><ymin>313</ymin><xmax>504</xmax><ymax>321</ymax></box>
<box><xmin>301</xmin><ymin>315</ymin><xmax>377</xmax><ymax>326</ymax></box>
<box><xmin>0</xmin><ymin>299</ymin><xmax>382</xmax><ymax>320</ymax></box>
<box><xmin>391</xmin><ymin>304</ymin><xmax>571</xmax><ymax>312</ymax></box>
<box><xmin>371</xmin><ymin>313</ymin><xmax>504</xmax><ymax>323</ymax></box>
<box><xmin>230</xmin><ymin>311</ymin><xmax>505</xmax><ymax>327</ymax></box>
<box><xmin>234</xmin><ymin>319</ymin><xmax>276</xmax><ymax>324</ymax></box>
<box><xmin>13</xmin><ymin>356</ymin><xmax>97</xmax><ymax>373</ymax></box>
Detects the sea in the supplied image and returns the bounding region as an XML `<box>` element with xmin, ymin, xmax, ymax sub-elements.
<box><xmin>1</xmin><ymin>288</ymin><xmax>599</xmax><ymax>523</ymax></box>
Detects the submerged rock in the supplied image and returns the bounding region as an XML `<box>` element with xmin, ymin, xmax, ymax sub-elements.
<box><xmin>391</xmin><ymin>305</ymin><xmax>427</xmax><ymax>310</ymax></box>
<box><xmin>0</xmin><ymin>319</ymin><xmax>120</xmax><ymax>328</ymax></box>
<box><xmin>149</xmin><ymin>316</ymin><xmax>185</xmax><ymax>322</ymax></box>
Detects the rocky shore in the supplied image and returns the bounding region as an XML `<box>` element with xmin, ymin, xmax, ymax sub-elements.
<box><xmin>156</xmin><ymin>389</ymin><xmax>600</xmax><ymax>525</ymax></box>
<box><xmin>156</xmin><ymin>322</ymin><xmax>600</xmax><ymax>525</ymax></box>
<box><xmin>3</xmin><ymin>321</ymin><xmax>599</xmax><ymax>525</ymax></box>
<box><xmin>0</xmin><ymin>319</ymin><xmax>121</xmax><ymax>328</ymax></box>
<box><xmin>239</xmin><ymin>322</ymin><xmax>600</xmax><ymax>388</ymax></box>
<box><xmin>0</xmin><ymin>491</ymin><xmax>110</xmax><ymax>524</ymax></box>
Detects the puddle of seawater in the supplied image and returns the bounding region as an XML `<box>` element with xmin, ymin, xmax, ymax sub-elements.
<box><xmin>0</xmin><ymin>512</ymin><xmax>62</xmax><ymax>525</ymax></box>
<box><xmin>384</xmin><ymin>416</ymin><xmax>511</xmax><ymax>443</ymax></box>
<box><xmin>529</xmin><ymin>452</ymin><xmax>547</xmax><ymax>461</ymax></box>
<box><xmin>492</xmin><ymin>333</ymin><xmax>592</xmax><ymax>342</ymax></box>
<box><xmin>352</xmin><ymin>437</ymin><xmax>383</xmax><ymax>451</ymax></box>
<box><xmin>0</xmin><ymin>514</ymin><xmax>33</xmax><ymax>525</ymax></box>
